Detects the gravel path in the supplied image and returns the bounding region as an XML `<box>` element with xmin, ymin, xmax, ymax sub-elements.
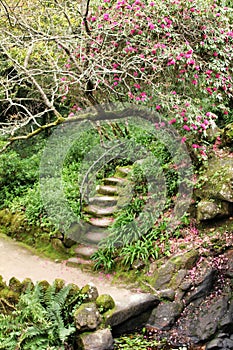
<box><xmin>0</xmin><ymin>234</ymin><xmax>138</xmax><ymax>303</ymax></box>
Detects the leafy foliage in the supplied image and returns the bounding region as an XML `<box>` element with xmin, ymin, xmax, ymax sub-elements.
<box><xmin>0</xmin><ymin>281</ymin><xmax>85</xmax><ymax>350</ymax></box>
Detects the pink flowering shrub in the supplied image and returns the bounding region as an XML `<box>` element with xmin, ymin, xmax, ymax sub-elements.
<box><xmin>59</xmin><ymin>0</ymin><xmax>232</xmax><ymax>160</ymax></box>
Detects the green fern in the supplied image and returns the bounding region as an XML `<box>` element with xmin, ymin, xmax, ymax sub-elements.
<box><xmin>0</xmin><ymin>281</ymin><xmax>77</xmax><ymax>349</ymax></box>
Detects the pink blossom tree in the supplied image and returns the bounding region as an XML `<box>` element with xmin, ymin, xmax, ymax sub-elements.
<box><xmin>0</xmin><ymin>0</ymin><xmax>232</xmax><ymax>157</ymax></box>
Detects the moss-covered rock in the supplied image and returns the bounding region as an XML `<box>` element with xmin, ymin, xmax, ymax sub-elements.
<box><xmin>54</xmin><ymin>278</ymin><xmax>65</xmax><ymax>292</ymax></box>
<box><xmin>0</xmin><ymin>275</ymin><xmax>7</xmax><ymax>291</ymax></box>
<box><xmin>21</xmin><ymin>278</ymin><xmax>34</xmax><ymax>292</ymax></box>
<box><xmin>38</xmin><ymin>280</ymin><xmax>50</xmax><ymax>292</ymax></box>
<box><xmin>152</xmin><ymin>250</ymin><xmax>199</xmax><ymax>290</ymax></box>
<box><xmin>197</xmin><ymin>199</ymin><xmax>230</xmax><ymax>222</ymax></box>
<box><xmin>96</xmin><ymin>294</ymin><xmax>115</xmax><ymax>313</ymax></box>
<box><xmin>74</xmin><ymin>302</ymin><xmax>102</xmax><ymax>331</ymax></box>
<box><xmin>9</xmin><ymin>277</ymin><xmax>22</xmax><ymax>294</ymax></box>
<box><xmin>196</xmin><ymin>156</ymin><xmax>233</xmax><ymax>203</ymax></box>
<box><xmin>81</xmin><ymin>283</ymin><xmax>99</xmax><ymax>302</ymax></box>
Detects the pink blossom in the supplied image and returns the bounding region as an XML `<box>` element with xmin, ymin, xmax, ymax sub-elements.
<box><xmin>181</xmin><ymin>137</ymin><xmax>187</xmax><ymax>144</ymax></box>
<box><xmin>103</xmin><ymin>13</ymin><xmax>109</xmax><ymax>20</ymax></box>
<box><xmin>156</xmin><ymin>105</ymin><xmax>161</xmax><ymax>110</ymax></box>
<box><xmin>192</xmin><ymin>144</ymin><xmax>200</xmax><ymax>148</ymax></box>
<box><xmin>168</xmin><ymin>118</ymin><xmax>177</xmax><ymax>124</ymax></box>
<box><xmin>91</xmin><ymin>16</ymin><xmax>97</xmax><ymax>21</ymax></box>
<box><xmin>183</xmin><ymin>125</ymin><xmax>190</xmax><ymax>131</ymax></box>
<box><xmin>168</xmin><ymin>58</ymin><xmax>176</xmax><ymax>65</ymax></box>
<box><xmin>148</xmin><ymin>22</ymin><xmax>155</xmax><ymax>30</ymax></box>
<box><xmin>171</xmin><ymin>91</ymin><xmax>176</xmax><ymax>95</ymax></box>
<box><xmin>223</xmin><ymin>110</ymin><xmax>228</xmax><ymax>115</ymax></box>
<box><xmin>134</xmin><ymin>83</ymin><xmax>141</xmax><ymax>89</ymax></box>
<box><xmin>68</xmin><ymin>112</ymin><xmax>74</xmax><ymax>117</ymax></box>
<box><xmin>192</xmin><ymin>80</ymin><xmax>198</xmax><ymax>85</ymax></box>
<box><xmin>187</xmin><ymin>59</ymin><xmax>195</xmax><ymax>65</ymax></box>
<box><xmin>213</xmin><ymin>52</ymin><xmax>218</xmax><ymax>57</ymax></box>
<box><xmin>216</xmin><ymin>13</ymin><xmax>220</xmax><ymax>17</ymax></box>
<box><xmin>150</xmin><ymin>1</ymin><xmax>155</xmax><ymax>5</ymax></box>
<box><xmin>183</xmin><ymin>117</ymin><xmax>188</xmax><ymax>121</ymax></box>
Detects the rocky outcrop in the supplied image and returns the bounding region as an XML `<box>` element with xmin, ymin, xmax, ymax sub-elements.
<box><xmin>145</xmin><ymin>249</ymin><xmax>233</xmax><ymax>349</ymax></box>
<box><xmin>196</xmin><ymin>155</ymin><xmax>233</xmax><ymax>221</ymax></box>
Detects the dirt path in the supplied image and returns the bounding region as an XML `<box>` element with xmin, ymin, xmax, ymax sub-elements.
<box><xmin>0</xmin><ymin>234</ymin><xmax>138</xmax><ymax>303</ymax></box>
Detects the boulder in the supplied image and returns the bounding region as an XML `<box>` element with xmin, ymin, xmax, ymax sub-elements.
<box><xmin>77</xmin><ymin>328</ymin><xmax>114</xmax><ymax>350</ymax></box>
<box><xmin>81</xmin><ymin>283</ymin><xmax>99</xmax><ymax>302</ymax></box>
<box><xmin>185</xmin><ymin>267</ymin><xmax>217</xmax><ymax>305</ymax></box>
<box><xmin>153</xmin><ymin>250</ymin><xmax>199</xmax><ymax>290</ymax></box>
<box><xmin>196</xmin><ymin>156</ymin><xmax>233</xmax><ymax>203</ymax></box>
<box><xmin>197</xmin><ymin>200</ymin><xmax>230</xmax><ymax>222</ymax></box>
<box><xmin>147</xmin><ymin>301</ymin><xmax>184</xmax><ymax>330</ymax></box>
<box><xmin>96</xmin><ymin>294</ymin><xmax>115</xmax><ymax>312</ymax></box>
<box><xmin>74</xmin><ymin>302</ymin><xmax>102</xmax><ymax>331</ymax></box>
<box><xmin>105</xmin><ymin>293</ymin><xmax>159</xmax><ymax>328</ymax></box>
<box><xmin>184</xmin><ymin>290</ymin><xmax>231</xmax><ymax>342</ymax></box>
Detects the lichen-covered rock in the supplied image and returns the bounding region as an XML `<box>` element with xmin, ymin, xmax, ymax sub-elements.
<box><xmin>196</xmin><ymin>156</ymin><xmax>233</xmax><ymax>203</ymax></box>
<box><xmin>197</xmin><ymin>200</ymin><xmax>230</xmax><ymax>222</ymax></box>
<box><xmin>77</xmin><ymin>328</ymin><xmax>114</xmax><ymax>350</ymax></box>
<box><xmin>96</xmin><ymin>294</ymin><xmax>115</xmax><ymax>312</ymax></box>
<box><xmin>74</xmin><ymin>302</ymin><xmax>102</xmax><ymax>331</ymax></box>
<box><xmin>81</xmin><ymin>283</ymin><xmax>99</xmax><ymax>302</ymax></box>
<box><xmin>153</xmin><ymin>250</ymin><xmax>198</xmax><ymax>290</ymax></box>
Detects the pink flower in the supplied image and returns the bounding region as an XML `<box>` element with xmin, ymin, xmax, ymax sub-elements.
<box><xmin>192</xmin><ymin>80</ymin><xmax>198</xmax><ymax>85</ymax></box>
<box><xmin>213</xmin><ymin>52</ymin><xmax>218</xmax><ymax>57</ymax></box>
<box><xmin>168</xmin><ymin>118</ymin><xmax>177</xmax><ymax>124</ymax></box>
<box><xmin>91</xmin><ymin>16</ymin><xmax>97</xmax><ymax>21</ymax></box>
<box><xmin>103</xmin><ymin>13</ymin><xmax>109</xmax><ymax>20</ymax></box>
<box><xmin>150</xmin><ymin>1</ymin><xmax>155</xmax><ymax>5</ymax></box>
<box><xmin>134</xmin><ymin>83</ymin><xmax>141</xmax><ymax>89</ymax></box>
<box><xmin>148</xmin><ymin>22</ymin><xmax>155</xmax><ymax>30</ymax></box>
<box><xmin>183</xmin><ymin>117</ymin><xmax>188</xmax><ymax>121</ymax></box>
<box><xmin>168</xmin><ymin>58</ymin><xmax>176</xmax><ymax>65</ymax></box>
<box><xmin>171</xmin><ymin>91</ymin><xmax>176</xmax><ymax>95</ymax></box>
<box><xmin>156</xmin><ymin>105</ymin><xmax>161</xmax><ymax>110</ymax></box>
<box><xmin>187</xmin><ymin>59</ymin><xmax>195</xmax><ymax>65</ymax></box>
<box><xmin>223</xmin><ymin>110</ymin><xmax>228</xmax><ymax>115</ymax></box>
<box><xmin>216</xmin><ymin>13</ymin><xmax>220</xmax><ymax>17</ymax></box>
<box><xmin>183</xmin><ymin>125</ymin><xmax>190</xmax><ymax>131</ymax></box>
<box><xmin>181</xmin><ymin>137</ymin><xmax>187</xmax><ymax>144</ymax></box>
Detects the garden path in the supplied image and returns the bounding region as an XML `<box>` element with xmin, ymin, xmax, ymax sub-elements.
<box><xmin>0</xmin><ymin>234</ymin><xmax>139</xmax><ymax>304</ymax></box>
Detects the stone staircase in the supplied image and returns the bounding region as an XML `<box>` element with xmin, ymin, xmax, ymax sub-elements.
<box><xmin>68</xmin><ymin>166</ymin><xmax>133</xmax><ymax>265</ymax></box>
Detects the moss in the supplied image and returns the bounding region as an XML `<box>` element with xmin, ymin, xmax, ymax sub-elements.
<box><xmin>38</xmin><ymin>280</ymin><xmax>50</xmax><ymax>292</ymax></box>
<box><xmin>96</xmin><ymin>294</ymin><xmax>115</xmax><ymax>313</ymax></box>
<box><xmin>54</xmin><ymin>278</ymin><xmax>65</xmax><ymax>292</ymax></box>
<box><xmin>81</xmin><ymin>284</ymin><xmax>99</xmax><ymax>302</ymax></box>
<box><xmin>0</xmin><ymin>288</ymin><xmax>19</xmax><ymax>304</ymax></box>
<box><xmin>9</xmin><ymin>277</ymin><xmax>22</xmax><ymax>294</ymax></box>
<box><xmin>21</xmin><ymin>278</ymin><xmax>34</xmax><ymax>292</ymax></box>
<box><xmin>0</xmin><ymin>275</ymin><xmax>7</xmax><ymax>291</ymax></box>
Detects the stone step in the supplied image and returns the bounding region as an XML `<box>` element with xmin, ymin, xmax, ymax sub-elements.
<box><xmin>88</xmin><ymin>217</ymin><xmax>114</xmax><ymax>228</ymax></box>
<box><xmin>84</xmin><ymin>205</ymin><xmax>117</xmax><ymax>217</ymax></box>
<box><xmin>74</xmin><ymin>245</ymin><xmax>98</xmax><ymax>260</ymax></box>
<box><xmin>103</xmin><ymin>177</ymin><xmax>127</xmax><ymax>186</ymax></box>
<box><xmin>83</xmin><ymin>230</ymin><xmax>109</xmax><ymax>244</ymax></box>
<box><xmin>96</xmin><ymin>185</ymin><xmax>119</xmax><ymax>196</ymax></box>
<box><xmin>89</xmin><ymin>196</ymin><xmax>119</xmax><ymax>207</ymax></box>
<box><xmin>115</xmin><ymin>166</ymin><xmax>132</xmax><ymax>178</ymax></box>
<box><xmin>66</xmin><ymin>256</ymin><xmax>93</xmax><ymax>267</ymax></box>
